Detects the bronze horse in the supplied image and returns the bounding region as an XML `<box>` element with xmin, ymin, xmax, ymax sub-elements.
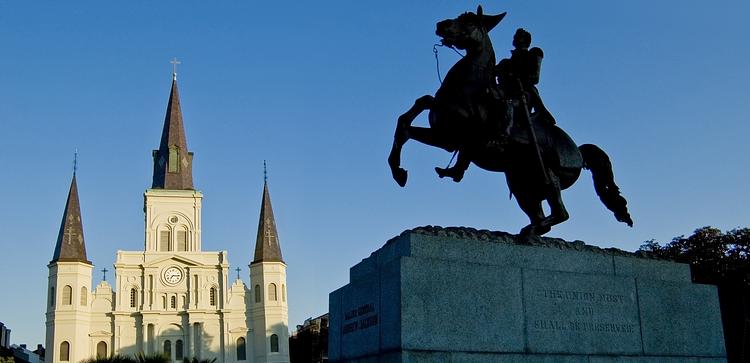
<box><xmin>387</xmin><ymin>6</ymin><xmax>633</xmax><ymax>236</ymax></box>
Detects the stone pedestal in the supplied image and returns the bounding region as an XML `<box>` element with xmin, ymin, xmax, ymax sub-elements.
<box><xmin>328</xmin><ymin>227</ymin><xmax>727</xmax><ymax>363</ymax></box>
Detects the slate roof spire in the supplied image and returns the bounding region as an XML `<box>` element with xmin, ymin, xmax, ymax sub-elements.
<box><xmin>252</xmin><ymin>163</ymin><xmax>284</xmax><ymax>264</ymax></box>
<box><xmin>52</xmin><ymin>172</ymin><xmax>90</xmax><ymax>264</ymax></box>
<box><xmin>151</xmin><ymin>74</ymin><xmax>194</xmax><ymax>190</ymax></box>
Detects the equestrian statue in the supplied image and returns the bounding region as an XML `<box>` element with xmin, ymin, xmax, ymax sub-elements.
<box><xmin>387</xmin><ymin>6</ymin><xmax>633</xmax><ymax>236</ymax></box>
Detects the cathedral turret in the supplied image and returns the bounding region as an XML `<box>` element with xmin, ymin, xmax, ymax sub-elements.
<box><xmin>52</xmin><ymin>174</ymin><xmax>90</xmax><ymax>264</ymax></box>
<box><xmin>46</xmin><ymin>170</ymin><xmax>94</xmax><ymax>363</ymax></box>
<box><xmin>252</xmin><ymin>177</ymin><xmax>284</xmax><ymax>264</ymax></box>
<box><xmin>249</xmin><ymin>165</ymin><xmax>290</xmax><ymax>363</ymax></box>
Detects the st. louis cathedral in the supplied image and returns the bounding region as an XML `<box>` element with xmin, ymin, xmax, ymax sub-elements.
<box><xmin>44</xmin><ymin>72</ymin><xmax>290</xmax><ymax>363</ymax></box>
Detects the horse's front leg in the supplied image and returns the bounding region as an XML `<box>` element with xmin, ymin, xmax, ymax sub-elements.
<box><xmin>388</xmin><ymin>95</ymin><xmax>434</xmax><ymax>187</ymax></box>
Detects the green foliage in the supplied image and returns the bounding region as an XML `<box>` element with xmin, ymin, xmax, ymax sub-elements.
<box><xmin>639</xmin><ymin>226</ymin><xmax>750</xmax><ymax>285</ymax></box>
<box><xmin>182</xmin><ymin>358</ymin><xmax>217</xmax><ymax>363</ymax></box>
<box><xmin>81</xmin><ymin>354</ymin><xmax>137</xmax><ymax>363</ymax></box>
<box><xmin>0</xmin><ymin>356</ymin><xmax>15</xmax><ymax>363</ymax></box>
<box><xmin>133</xmin><ymin>353</ymin><xmax>169</xmax><ymax>363</ymax></box>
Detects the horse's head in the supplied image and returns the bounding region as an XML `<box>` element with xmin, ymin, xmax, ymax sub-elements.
<box><xmin>436</xmin><ymin>5</ymin><xmax>506</xmax><ymax>51</ymax></box>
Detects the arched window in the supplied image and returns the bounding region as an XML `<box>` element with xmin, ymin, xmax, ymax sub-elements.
<box><xmin>168</xmin><ymin>146</ymin><xmax>180</xmax><ymax>173</ymax></box>
<box><xmin>62</xmin><ymin>285</ymin><xmax>72</xmax><ymax>305</ymax></box>
<box><xmin>60</xmin><ymin>341</ymin><xmax>70</xmax><ymax>361</ymax></box>
<box><xmin>268</xmin><ymin>283</ymin><xmax>278</xmax><ymax>301</ymax></box>
<box><xmin>160</xmin><ymin>229</ymin><xmax>171</xmax><ymax>251</ymax></box>
<box><xmin>270</xmin><ymin>334</ymin><xmax>279</xmax><ymax>353</ymax></box>
<box><xmin>175</xmin><ymin>340</ymin><xmax>183</xmax><ymax>360</ymax></box>
<box><xmin>254</xmin><ymin>284</ymin><xmax>261</xmax><ymax>303</ymax></box>
<box><xmin>209</xmin><ymin>287</ymin><xmax>217</xmax><ymax>306</ymax></box>
<box><xmin>181</xmin><ymin>295</ymin><xmax>186</xmax><ymax>308</ymax></box>
<box><xmin>162</xmin><ymin>296</ymin><xmax>167</xmax><ymax>309</ymax></box>
<box><xmin>282</xmin><ymin>284</ymin><xmax>286</xmax><ymax>302</ymax></box>
<box><xmin>80</xmin><ymin>287</ymin><xmax>88</xmax><ymax>306</ymax></box>
<box><xmin>176</xmin><ymin>229</ymin><xmax>187</xmax><ymax>251</ymax></box>
<box><xmin>130</xmin><ymin>288</ymin><xmax>137</xmax><ymax>308</ymax></box>
<box><xmin>163</xmin><ymin>340</ymin><xmax>171</xmax><ymax>358</ymax></box>
<box><xmin>170</xmin><ymin>295</ymin><xmax>177</xmax><ymax>309</ymax></box>
<box><xmin>49</xmin><ymin>287</ymin><xmax>55</xmax><ymax>307</ymax></box>
<box><xmin>96</xmin><ymin>341</ymin><xmax>107</xmax><ymax>359</ymax></box>
<box><xmin>236</xmin><ymin>337</ymin><xmax>246</xmax><ymax>360</ymax></box>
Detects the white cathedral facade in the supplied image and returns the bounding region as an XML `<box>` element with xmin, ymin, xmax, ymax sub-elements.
<box><xmin>45</xmin><ymin>74</ymin><xmax>290</xmax><ymax>363</ymax></box>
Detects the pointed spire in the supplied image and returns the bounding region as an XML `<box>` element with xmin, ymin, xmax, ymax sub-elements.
<box><xmin>52</xmin><ymin>173</ymin><xmax>90</xmax><ymax>264</ymax></box>
<box><xmin>151</xmin><ymin>73</ymin><xmax>194</xmax><ymax>190</ymax></box>
<box><xmin>252</xmin><ymin>167</ymin><xmax>284</xmax><ymax>264</ymax></box>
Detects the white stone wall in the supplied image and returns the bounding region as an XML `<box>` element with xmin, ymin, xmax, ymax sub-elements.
<box><xmin>46</xmin><ymin>262</ymin><xmax>93</xmax><ymax>363</ymax></box>
<box><xmin>47</xmin><ymin>188</ymin><xmax>288</xmax><ymax>363</ymax></box>
<box><xmin>250</xmin><ymin>262</ymin><xmax>289</xmax><ymax>363</ymax></box>
<box><xmin>144</xmin><ymin>189</ymin><xmax>203</xmax><ymax>252</ymax></box>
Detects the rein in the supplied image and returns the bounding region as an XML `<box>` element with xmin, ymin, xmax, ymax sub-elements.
<box><xmin>432</xmin><ymin>43</ymin><xmax>465</xmax><ymax>85</ymax></box>
<box><xmin>432</xmin><ymin>43</ymin><xmax>463</xmax><ymax>167</ymax></box>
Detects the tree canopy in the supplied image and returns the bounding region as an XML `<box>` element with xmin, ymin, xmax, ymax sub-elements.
<box><xmin>639</xmin><ymin>226</ymin><xmax>750</xmax><ymax>285</ymax></box>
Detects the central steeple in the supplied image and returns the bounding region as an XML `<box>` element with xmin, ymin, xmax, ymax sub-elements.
<box><xmin>144</xmin><ymin>69</ymin><xmax>203</xmax><ymax>252</ymax></box>
<box><xmin>151</xmin><ymin>76</ymin><xmax>194</xmax><ymax>190</ymax></box>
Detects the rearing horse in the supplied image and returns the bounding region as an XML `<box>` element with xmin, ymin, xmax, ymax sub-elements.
<box><xmin>387</xmin><ymin>6</ymin><xmax>633</xmax><ymax>236</ymax></box>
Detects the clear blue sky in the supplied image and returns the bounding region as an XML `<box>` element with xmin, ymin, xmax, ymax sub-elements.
<box><xmin>1</xmin><ymin>1</ymin><xmax>749</xmax><ymax>347</ymax></box>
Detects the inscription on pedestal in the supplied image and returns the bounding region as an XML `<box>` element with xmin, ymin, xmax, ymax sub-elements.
<box><xmin>342</xmin><ymin>303</ymin><xmax>379</xmax><ymax>335</ymax></box>
<box><xmin>524</xmin><ymin>270</ymin><xmax>642</xmax><ymax>355</ymax></box>
<box><xmin>531</xmin><ymin>288</ymin><xmax>636</xmax><ymax>334</ymax></box>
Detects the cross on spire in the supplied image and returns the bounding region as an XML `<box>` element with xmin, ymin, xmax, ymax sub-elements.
<box><xmin>263</xmin><ymin>160</ymin><xmax>268</xmax><ymax>183</ymax></box>
<box><xmin>73</xmin><ymin>149</ymin><xmax>78</xmax><ymax>176</ymax></box>
<box><xmin>64</xmin><ymin>225</ymin><xmax>76</xmax><ymax>245</ymax></box>
<box><xmin>101</xmin><ymin>268</ymin><xmax>108</xmax><ymax>281</ymax></box>
<box><xmin>235</xmin><ymin>267</ymin><xmax>241</xmax><ymax>280</ymax></box>
<box><xmin>170</xmin><ymin>57</ymin><xmax>181</xmax><ymax>80</ymax></box>
<box><xmin>264</xmin><ymin>223</ymin><xmax>275</xmax><ymax>247</ymax></box>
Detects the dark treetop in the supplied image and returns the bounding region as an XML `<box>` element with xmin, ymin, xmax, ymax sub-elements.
<box><xmin>252</xmin><ymin>181</ymin><xmax>284</xmax><ymax>264</ymax></box>
<box><xmin>151</xmin><ymin>77</ymin><xmax>194</xmax><ymax>190</ymax></box>
<box><xmin>52</xmin><ymin>174</ymin><xmax>91</xmax><ymax>264</ymax></box>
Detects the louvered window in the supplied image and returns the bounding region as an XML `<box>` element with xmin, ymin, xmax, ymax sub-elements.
<box><xmin>80</xmin><ymin>286</ymin><xmax>87</xmax><ymax>306</ymax></box>
<box><xmin>160</xmin><ymin>230</ymin><xmax>171</xmax><ymax>251</ymax></box>
<box><xmin>62</xmin><ymin>285</ymin><xmax>72</xmax><ymax>305</ymax></box>
<box><xmin>177</xmin><ymin>230</ymin><xmax>187</xmax><ymax>251</ymax></box>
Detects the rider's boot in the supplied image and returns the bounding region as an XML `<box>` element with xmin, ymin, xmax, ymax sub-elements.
<box><xmin>435</xmin><ymin>166</ymin><xmax>465</xmax><ymax>182</ymax></box>
<box><xmin>435</xmin><ymin>153</ymin><xmax>469</xmax><ymax>182</ymax></box>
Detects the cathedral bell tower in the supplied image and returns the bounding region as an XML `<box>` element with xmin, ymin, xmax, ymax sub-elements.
<box><xmin>46</xmin><ymin>172</ymin><xmax>93</xmax><ymax>363</ymax></box>
<box><xmin>249</xmin><ymin>168</ymin><xmax>290</xmax><ymax>363</ymax></box>
<box><xmin>144</xmin><ymin>74</ymin><xmax>203</xmax><ymax>253</ymax></box>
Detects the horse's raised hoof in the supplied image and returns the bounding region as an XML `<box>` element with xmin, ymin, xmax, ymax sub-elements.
<box><xmin>391</xmin><ymin>167</ymin><xmax>408</xmax><ymax>187</ymax></box>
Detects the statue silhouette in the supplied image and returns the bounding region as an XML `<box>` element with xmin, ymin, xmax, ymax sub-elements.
<box><xmin>387</xmin><ymin>6</ymin><xmax>632</xmax><ymax>236</ymax></box>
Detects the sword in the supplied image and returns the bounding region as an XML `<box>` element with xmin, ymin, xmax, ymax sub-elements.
<box><xmin>517</xmin><ymin>82</ymin><xmax>550</xmax><ymax>186</ymax></box>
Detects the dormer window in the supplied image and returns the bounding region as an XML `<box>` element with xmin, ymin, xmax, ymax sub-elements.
<box><xmin>168</xmin><ymin>146</ymin><xmax>180</xmax><ymax>173</ymax></box>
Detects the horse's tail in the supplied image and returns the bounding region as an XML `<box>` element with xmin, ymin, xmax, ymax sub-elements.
<box><xmin>579</xmin><ymin>144</ymin><xmax>633</xmax><ymax>227</ymax></box>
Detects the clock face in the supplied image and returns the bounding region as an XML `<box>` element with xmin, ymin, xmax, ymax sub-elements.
<box><xmin>163</xmin><ymin>266</ymin><xmax>183</xmax><ymax>285</ymax></box>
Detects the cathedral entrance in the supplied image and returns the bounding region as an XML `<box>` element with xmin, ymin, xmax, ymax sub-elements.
<box><xmin>160</xmin><ymin>324</ymin><xmax>185</xmax><ymax>362</ymax></box>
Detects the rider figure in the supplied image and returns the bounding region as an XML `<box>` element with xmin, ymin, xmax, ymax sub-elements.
<box><xmin>436</xmin><ymin>28</ymin><xmax>555</xmax><ymax>182</ymax></box>
<box><xmin>497</xmin><ymin>28</ymin><xmax>555</xmax><ymax>129</ymax></box>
